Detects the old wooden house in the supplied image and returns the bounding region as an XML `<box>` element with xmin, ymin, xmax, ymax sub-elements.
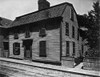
<box><xmin>4</xmin><ymin>0</ymin><xmax>82</xmax><ymax>67</ymax></box>
<box><xmin>0</xmin><ymin>17</ymin><xmax>12</xmax><ymax>57</ymax></box>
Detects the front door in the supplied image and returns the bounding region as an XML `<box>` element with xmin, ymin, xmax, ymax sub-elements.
<box><xmin>23</xmin><ymin>39</ymin><xmax>33</xmax><ymax>60</ymax></box>
<box><xmin>24</xmin><ymin>46</ymin><xmax>32</xmax><ymax>59</ymax></box>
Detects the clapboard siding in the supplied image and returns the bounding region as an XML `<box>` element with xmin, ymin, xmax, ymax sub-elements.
<box><xmin>61</xmin><ymin>5</ymin><xmax>79</xmax><ymax>58</ymax></box>
<box><xmin>9</xmin><ymin>26</ymin><xmax>60</xmax><ymax>61</ymax></box>
<box><xmin>60</xmin><ymin>5</ymin><xmax>80</xmax><ymax>67</ymax></box>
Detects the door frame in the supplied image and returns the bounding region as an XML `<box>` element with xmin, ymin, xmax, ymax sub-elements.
<box><xmin>22</xmin><ymin>39</ymin><xmax>33</xmax><ymax>60</ymax></box>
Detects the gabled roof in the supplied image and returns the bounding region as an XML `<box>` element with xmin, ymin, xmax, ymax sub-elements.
<box><xmin>10</xmin><ymin>2</ymin><xmax>77</xmax><ymax>28</ymax></box>
<box><xmin>11</xmin><ymin>2</ymin><xmax>72</xmax><ymax>27</ymax></box>
<box><xmin>0</xmin><ymin>17</ymin><xmax>13</xmax><ymax>28</ymax></box>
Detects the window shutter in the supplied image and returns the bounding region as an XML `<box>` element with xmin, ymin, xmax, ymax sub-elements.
<box><xmin>13</xmin><ymin>43</ymin><xmax>20</xmax><ymax>55</ymax></box>
<box><xmin>14</xmin><ymin>33</ymin><xmax>18</xmax><ymax>39</ymax></box>
<box><xmin>39</xmin><ymin>41</ymin><xmax>46</xmax><ymax>57</ymax></box>
<box><xmin>39</xmin><ymin>28</ymin><xmax>46</xmax><ymax>37</ymax></box>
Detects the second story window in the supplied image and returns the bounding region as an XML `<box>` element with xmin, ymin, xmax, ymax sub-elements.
<box><xmin>39</xmin><ymin>28</ymin><xmax>46</xmax><ymax>37</ymax></box>
<box><xmin>65</xmin><ymin>23</ymin><xmax>69</xmax><ymax>36</ymax></box>
<box><xmin>72</xmin><ymin>26</ymin><xmax>75</xmax><ymax>38</ymax></box>
<box><xmin>25</xmin><ymin>30</ymin><xmax>30</xmax><ymax>38</ymax></box>
<box><xmin>14</xmin><ymin>33</ymin><xmax>18</xmax><ymax>39</ymax></box>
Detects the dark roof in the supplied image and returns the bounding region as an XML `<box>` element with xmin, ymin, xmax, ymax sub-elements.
<box><xmin>0</xmin><ymin>17</ymin><xmax>13</xmax><ymax>28</ymax></box>
<box><xmin>10</xmin><ymin>2</ymin><xmax>76</xmax><ymax>27</ymax></box>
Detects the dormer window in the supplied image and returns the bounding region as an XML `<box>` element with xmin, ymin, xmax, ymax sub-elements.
<box><xmin>25</xmin><ymin>30</ymin><xmax>30</xmax><ymax>38</ymax></box>
<box><xmin>39</xmin><ymin>28</ymin><xmax>46</xmax><ymax>37</ymax></box>
<box><xmin>14</xmin><ymin>33</ymin><xmax>18</xmax><ymax>39</ymax></box>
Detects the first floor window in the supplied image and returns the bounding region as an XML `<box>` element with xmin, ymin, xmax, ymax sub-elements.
<box><xmin>3</xmin><ymin>42</ymin><xmax>9</xmax><ymax>50</ymax></box>
<box><xmin>66</xmin><ymin>41</ymin><xmax>69</xmax><ymax>56</ymax></box>
<box><xmin>73</xmin><ymin>42</ymin><xmax>75</xmax><ymax>56</ymax></box>
<box><xmin>72</xmin><ymin>26</ymin><xmax>75</xmax><ymax>38</ymax></box>
<box><xmin>39</xmin><ymin>41</ymin><xmax>46</xmax><ymax>57</ymax></box>
<box><xmin>13</xmin><ymin>42</ymin><xmax>20</xmax><ymax>55</ymax></box>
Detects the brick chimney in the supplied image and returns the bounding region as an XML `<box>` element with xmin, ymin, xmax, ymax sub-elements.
<box><xmin>38</xmin><ymin>0</ymin><xmax>50</xmax><ymax>10</ymax></box>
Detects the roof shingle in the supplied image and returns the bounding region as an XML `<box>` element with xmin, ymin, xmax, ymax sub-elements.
<box><xmin>0</xmin><ymin>17</ymin><xmax>13</xmax><ymax>28</ymax></box>
<box><xmin>11</xmin><ymin>3</ymin><xmax>68</xmax><ymax>27</ymax></box>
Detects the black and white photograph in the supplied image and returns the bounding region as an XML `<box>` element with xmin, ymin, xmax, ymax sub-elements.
<box><xmin>0</xmin><ymin>0</ymin><xmax>100</xmax><ymax>77</ymax></box>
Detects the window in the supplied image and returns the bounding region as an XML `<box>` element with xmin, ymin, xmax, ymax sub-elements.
<box><xmin>72</xmin><ymin>26</ymin><xmax>75</xmax><ymax>38</ymax></box>
<box><xmin>65</xmin><ymin>23</ymin><xmax>69</xmax><ymax>36</ymax></box>
<box><xmin>25</xmin><ymin>30</ymin><xmax>30</xmax><ymax>38</ymax></box>
<box><xmin>14</xmin><ymin>33</ymin><xmax>18</xmax><ymax>39</ymax></box>
<box><xmin>13</xmin><ymin>42</ymin><xmax>20</xmax><ymax>55</ymax></box>
<box><xmin>66</xmin><ymin>41</ymin><xmax>69</xmax><ymax>56</ymax></box>
<box><xmin>39</xmin><ymin>41</ymin><xmax>46</xmax><ymax>57</ymax></box>
<box><xmin>3</xmin><ymin>42</ymin><xmax>9</xmax><ymax>50</ymax></box>
<box><xmin>73</xmin><ymin>42</ymin><xmax>75</xmax><ymax>56</ymax></box>
<box><xmin>70</xmin><ymin>8</ymin><xmax>74</xmax><ymax>21</ymax></box>
<box><xmin>77</xmin><ymin>29</ymin><xmax>79</xmax><ymax>40</ymax></box>
<box><xmin>39</xmin><ymin>28</ymin><xmax>46</xmax><ymax>37</ymax></box>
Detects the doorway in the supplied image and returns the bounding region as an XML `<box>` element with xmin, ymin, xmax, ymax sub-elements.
<box><xmin>23</xmin><ymin>39</ymin><xmax>33</xmax><ymax>60</ymax></box>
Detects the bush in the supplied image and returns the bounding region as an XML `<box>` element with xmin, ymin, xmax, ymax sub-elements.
<box><xmin>85</xmin><ymin>49</ymin><xmax>100</xmax><ymax>58</ymax></box>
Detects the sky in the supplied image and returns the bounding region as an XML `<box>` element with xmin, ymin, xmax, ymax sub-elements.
<box><xmin>0</xmin><ymin>0</ymin><xmax>98</xmax><ymax>20</ymax></box>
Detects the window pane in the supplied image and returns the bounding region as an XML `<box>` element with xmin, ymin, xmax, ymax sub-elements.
<box><xmin>39</xmin><ymin>41</ymin><xmax>46</xmax><ymax>57</ymax></box>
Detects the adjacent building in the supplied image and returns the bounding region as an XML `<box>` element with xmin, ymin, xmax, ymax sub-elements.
<box><xmin>0</xmin><ymin>17</ymin><xmax>12</xmax><ymax>57</ymax></box>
